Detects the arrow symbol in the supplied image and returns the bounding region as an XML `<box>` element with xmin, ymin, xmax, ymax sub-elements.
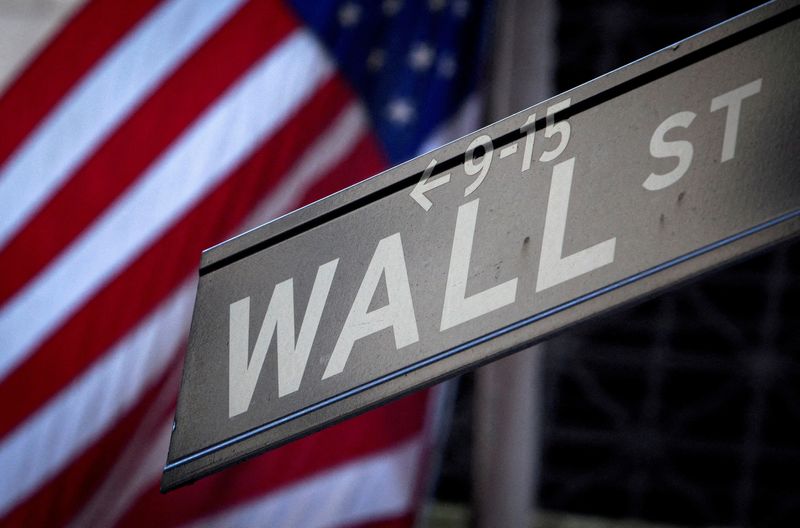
<box><xmin>410</xmin><ymin>158</ymin><xmax>451</xmax><ymax>211</ymax></box>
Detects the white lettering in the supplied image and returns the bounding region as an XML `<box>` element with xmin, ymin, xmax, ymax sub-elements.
<box><xmin>710</xmin><ymin>78</ymin><xmax>762</xmax><ymax>162</ymax></box>
<box><xmin>643</xmin><ymin>110</ymin><xmax>696</xmax><ymax>191</ymax></box>
<box><xmin>440</xmin><ymin>198</ymin><xmax>518</xmax><ymax>330</ymax></box>
<box><xmin>464</xmin><ymin>135</ymin><xmax>494</xmax><ymax>197</ymax></box>
<box><xmin>537</xmin><ymin>157</ymin><xmax>616</xmax><ymax>291</ymax></box>
<box><xmin>539</xmin><ymin>98</ymin><xmax>571</xmax><ymax>163</ymax></box>
<box><xmin>410</xmin><ymin>158</ymin><xmax>451</xmax><ymax>211</ymax></box>
<box><xmin>323</xmin><ymin>233</ymin><xmax>419</xmax><ymax>379</ymax></box>
<box><xmin>228</xmin><ymin>259</ymin><xmax>338</xmax><ymax>418</ymax></box>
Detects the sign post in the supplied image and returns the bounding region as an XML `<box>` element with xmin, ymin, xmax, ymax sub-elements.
<box><xmin>163</xmin><ymin>0</ymin><xmax>800</xmax><ymax>492</ymax></box>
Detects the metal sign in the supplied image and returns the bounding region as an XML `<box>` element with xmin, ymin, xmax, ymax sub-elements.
<box><xmin>162</xmin><ymin>1</ymin><xmax>800</xmax><ymax>491</ymax></box>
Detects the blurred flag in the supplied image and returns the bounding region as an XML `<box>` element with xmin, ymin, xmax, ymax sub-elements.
<box><xmin>0</xmin><ymin>0</ymin><xmax>489</xmax><ymax>526</ymax></box>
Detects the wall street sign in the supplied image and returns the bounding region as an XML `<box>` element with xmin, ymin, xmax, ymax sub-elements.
<box><xmin>162</xmin><ymin>0</ymin><xmax>800</xmax><ymax>491</ymax></box>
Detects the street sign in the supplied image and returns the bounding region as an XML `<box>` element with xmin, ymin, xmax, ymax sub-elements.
<box><xmin>162</xmin><ymin>0</ymin><xmax>800</xmax><ymax>491</ymax></box>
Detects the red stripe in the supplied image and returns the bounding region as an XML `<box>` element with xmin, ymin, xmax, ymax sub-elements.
<box><xmin>0</xmin><ymin>0</ymin><xmax>162</xmax><ymax>169</ymax></box>
<box><xmin>1</xmin><ymin>350</ymin><xmax>182</xmax><ymax>527</ymax></box>
<box><xmin>112</xmin><ymin>391</ymin><xmax>430</xmax><ymax>528</ymax></box>
<box><xmin>0</xmin><ymin>76</ymin><xmax>362</xmax><ymax>441</ymax></box>
<box><xmin>0</xmin><ymin>0</ymin><xmax>297</xmax><ymax>306</ymax></box>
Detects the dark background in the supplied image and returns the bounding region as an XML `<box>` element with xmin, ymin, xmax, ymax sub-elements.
<box><xmin>434</xmin><ymin>1</ymin><xmax>800</xmax><ymax>526</ymax></box>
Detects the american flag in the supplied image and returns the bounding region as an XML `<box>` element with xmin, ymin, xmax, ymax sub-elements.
<box><xmin>0</xmin><ymin>0</ymin><xmax>489</xmax><ymax>525</ymax></box>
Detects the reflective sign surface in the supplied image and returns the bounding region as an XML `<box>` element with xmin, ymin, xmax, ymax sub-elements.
<box><xmin>163</xmin><ymin>1</ymin><xmax>800</xmax><ymax>491</ymax></box>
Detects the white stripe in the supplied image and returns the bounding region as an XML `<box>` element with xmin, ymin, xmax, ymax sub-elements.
<box><xmin>0</xmin><ymin>31</ymin><xmax>333</xmax><ymax>380</ymax></box>
<box><xmin>0</xmin><ymin>0</ymin><xmax>246</xmax><ymax>250</ymax></box>
<box><xmin>0</xmin><ymin>278</ymin><xmax>194</xmax><ymax>518</ymax></box>
<box><xmin>239</xmin><ymin>102</ymin><xmax>368</xmax><ymax>231</ymax></box>
<box><xmin>183</xmin><ymin>437</ymin><xmax>423</xmax><ymax>528</ymax></box>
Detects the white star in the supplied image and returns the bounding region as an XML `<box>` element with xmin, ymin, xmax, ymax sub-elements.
<box><xmin>387</xmin><ymin>98</ymin><xmax>415</xmax><ymax>125</ymax></box>
<box><xmin>408</xmin><ymin>42</ymin><xmax>435</xmax><ymax>71</ymax></box>
<box><xmin>429</xmin><ymin>0</ymin><xmax>447</xmax><ymax>12</ymax></box>
<box><xmin>382</xmin><ymin>0</ymin><xmax>403</xmax><ymax>16</ymax></box>
<box><xmin>367</xmin><ymin>49</ymin><xmax>385</xmax><ymax>71</ymax></box>
<box><xmin>437</xmin><ymin>54</ymin><xmax>457</xmax><ymax>78</ymax></box>
<box><xmin>452</xmin><ymin>0</ymin><xmax>469</xmax><ymax>17</ymax></box>
<box><xmin>338</xmin><ymin>2</ymin><xmax>361</xmax><ymax>27</ymax></box>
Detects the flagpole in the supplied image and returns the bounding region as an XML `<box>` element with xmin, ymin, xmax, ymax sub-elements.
<box><xmin>473</xmin><ymin>0</ymin><xmax>556</xmax><ymax>525</ymax></box>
